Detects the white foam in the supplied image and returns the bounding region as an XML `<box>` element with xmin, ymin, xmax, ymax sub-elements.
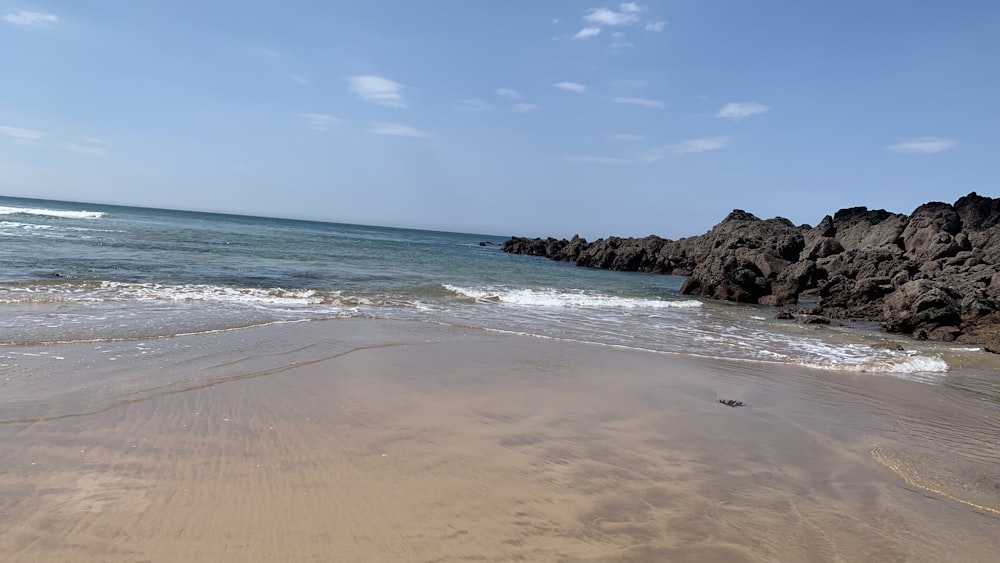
<box><xmin>443</xmin><ymin>284</ymin><xmax>702</xmax><ymax>310</ymax></box>
<box><xmin>801</xmin><ymin>352</ymin><xmax>948</xmax><ymax>379</ymax></box>
<box><xmin>98</xmin><ymin>281</ymin><xmax>329</xmax><ymax>306</ymax></box>
<box><xmin>0</xmin><ymin>205</ymin><xmax>105</xmax><ymax>219</ymax></box>
<box><xmin>0</xmin><ymin>221</ymin><xmax>56</xmax><ymax>230</ymax></box>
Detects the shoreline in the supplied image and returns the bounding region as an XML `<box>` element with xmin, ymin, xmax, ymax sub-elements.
<box><xmin>502</xmin><ymin>192</ymin><xmax>1000</xmax><ymax>352</ymax></box>
<box><xmin>1</xmin><ymin>319</ymin><xmax>997</xmax><ymax>561</ymax></box>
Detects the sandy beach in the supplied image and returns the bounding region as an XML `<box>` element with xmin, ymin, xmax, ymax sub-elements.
<box><xmin>1</xmin><ymin>320</ymin><xmax>997</xmax><ymax>562</ymax></box>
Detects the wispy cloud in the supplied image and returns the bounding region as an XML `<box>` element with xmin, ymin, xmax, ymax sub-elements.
<box><xmin>554</xmin><ymin>81</ymin><xmax>587</xmax><ymax>93</ymax></box>
<box><xmin>255</xmin><ymin>47</ymin><xmax>279</xmax><ymax>59</ymax></box>
<box><xmin>612</xmin><ymin>97</ymin><xmax>664</xmax><ymax>109</ymax></box>
<box><xmin>0</xmin><ymin>124</ymin><xmax>47</xmax><ymax>141</ymax></box>
<box><xmin>563</xmin><ymin>155</ymin><xmax>632</xmax><ymax>165</ymax></box>
<box><xmin>368</xmin><ymin>123</ymin><xmax>430</xmax><ymax>138</ymax></box>
<box><xmin>716</xmin><ymin>102</ymin><xmax>770</xmax><ymax>119</ymax></box>
<box><xmin>300</xmin><ymin>113</ymin><xmax>341</xmax><ymax>130</ymax></box>
<box><xmin>610</xmin><ymin>41</ymin><xmax>636</xmax><ymax>50</ymax></box>
<box><xmin>573</xmin><ymin>27</ymin><xmax>601</xmax><ymax>40</ymax></box>
<box><xmin>349</xmin><ymin>75</ymin><xmax>407</xmax><ymax>108</ymax></box>
<box><xmin>613</xmin><ymin>79</ymin><xmax>647</xmax><ymax>89</ymax></box>
<box><xmin>513</xmin><ymin>103</ymin><xmax>541</xmax><ymax>113</ymax></box>
<box><xmin>610</xmin><ymin>133</ymin><xmax>644</xmax><ymax>141</ymax></box>
<box><xmin>584</xmin><ymin>4</ymin><xmax>642</xmax><ymax>26</ymax></box>
<box><xmin>65</xmin><ymin>143</ymin><xmax>107</xmax><ymax>157</ymax></box>
<box><xmin>3</xmin><ymin>10</ymin><xmax>58</xmax><ymax>28</ymax></box>
<box><xmin>289</xmin><ymin>74</ymin><xmax>309</xmax><ymax>85</ymax></box>
<box><xmin>496</xmin><ymin>88</ymin><xmax>522</xmax><ymax>99</ymax></box>
<box><xmin>565</xmin><ymin>135</ymin><xmax>728</xmax><ymax>165</ymax></box>
<box><xmin>454</xmin><ymin>98</ymin><xmax>492</xmax><ymax>112</ymax></box>
<box><xmin>645</xmin><ymin>20</ymin><xmax>667</xmax><ymax>32</ymax></box>
<box><xmin>639</xmin><ymin>136</ymin><xmax>729</xmax><ymax>161</ymax></box>
<box><xmin>887</xmin><ymin>137</ymin><xmax>957</xmax><ymax>154</ymax></box>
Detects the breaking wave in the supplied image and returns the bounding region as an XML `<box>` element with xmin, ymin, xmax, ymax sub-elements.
<box><xmin>0</xmin><ymin>205</ymin><xmax>106</xmax><ymax>219</ymax></box>
<box><xmin>443</xmin><ymin>284</ymin><xmax>703</xmax><ymax>309</ymax></box>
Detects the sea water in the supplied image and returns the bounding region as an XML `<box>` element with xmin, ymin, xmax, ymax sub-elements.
<box><xmin>5</xmin><ymin>194</ymin><xmax>1000</xmax><ymax>528</ymax></box>
<box><xmin>2</xmin><ymin>195</ymin><xmax>996</xmax><ymax>381</ymax></box>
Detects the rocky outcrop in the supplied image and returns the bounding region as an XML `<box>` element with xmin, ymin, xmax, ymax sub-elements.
<box><xmin>501</xmin><ymin>192</ymin><xmax>1000</xmax><ymax>351</ymax></box>
<box><xmin>501</xmin><ymin>234</ymin><xmax>701</xmax><ymax>275</ymax></box>
<box><xmin>676</xmin><ymin>211</ymin><xmax>805</xmax><ymax>304</ymax></box>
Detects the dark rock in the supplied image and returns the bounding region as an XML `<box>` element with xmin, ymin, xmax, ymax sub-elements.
<box><xmin>680</xmin><ymin>211</ymin><xmax>804</xmax><ymax>305</ymax></box>
<box><xmin>501</xmin><ymin>192</ymin><xmax>1000</xmax><ymax>350</ymax></box>
<box><xmin>719</xmin><ymin>399</ymin><xmax>745</xmax><ymax>408</ymax></box>
<box><xmin>882</xmin><ymin>280</ymin><xmax>962</xmax><ymax>336</ymax></box>
<box><xmin>797</xmin><ymin>315</ymin><xmax>831</xmax><ymax>325</ymax></box>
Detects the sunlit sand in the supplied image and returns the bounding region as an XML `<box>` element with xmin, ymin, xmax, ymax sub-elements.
<box><xmin>1</xmin><ymin>320</ymin><xmax>997</xmax><ymax>562</ymax></box>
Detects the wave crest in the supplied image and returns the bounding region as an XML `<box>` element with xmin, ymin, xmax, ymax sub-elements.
<box><xmin>443</xmin><ymin>284</ymin><xmax>702</xmax><ymax>310</ymax></box>
<box><xmin>0</xmin><ymin>205</ymin><xmax>106</xmax><ymax>219</ymax></box>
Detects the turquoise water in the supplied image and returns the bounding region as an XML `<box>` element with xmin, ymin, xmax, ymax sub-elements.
<box><xmin>1</xmin><ymin>195</ymin><xmax>993</xmax><ymax>377</ymax></box>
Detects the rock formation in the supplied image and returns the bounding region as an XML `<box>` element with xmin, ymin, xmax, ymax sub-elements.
<box><xmin>501</xmin><ymin>192</ymin><xmax>1000</xmax><ymax>351</ymax></box>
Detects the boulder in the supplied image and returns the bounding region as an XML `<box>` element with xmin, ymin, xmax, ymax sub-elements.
<box><xmin>679</xmin><ymin>211</ymin><xmax>804</xmax><ymax>305</ymax></box>
<box><xmin>501</xmin><ymin>192</ymin><xmax>1000</xmax><ymax>349</ymax></box>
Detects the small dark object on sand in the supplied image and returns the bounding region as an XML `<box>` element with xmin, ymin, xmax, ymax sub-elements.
<box><xmin>719</xmin><ymin>399</ymin><xmax>745</xmax><ymax>408</ymax></box>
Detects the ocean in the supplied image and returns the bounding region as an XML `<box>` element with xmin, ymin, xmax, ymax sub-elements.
<box><xmin>5</xmin><ymin>195</ymin><xmax>995</xmax><ymax>375</ymax></box>
<box><xmin>3</xmin><ymin>195</ymin><xmax>1000</xmax><ymax>544</ymax></box>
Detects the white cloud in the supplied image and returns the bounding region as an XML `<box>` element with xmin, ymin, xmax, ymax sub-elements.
<box><xmin>564</xmin><ymin>155</ymin><xmax>632</xmax><ymax>165</ymax></box>
<box><xmin>496</xmin><ymin>88</ymin><xmax>522</xmax><ymax>99</ymax></box>
<box><xmin>369</xmin><ymin>123</ymin><xmax>430</xmax><ymax>138</ymax></box>
<box><xmin>612</xmin><ymin>97</ymin><xmax>665</xmax><ymax>109</ymax></box>
<box><xmin>3</xmin><ymin>10</ymin><xmax>58</xmax><ymax>28</ymax></box>
<box><xmin>887</xmin><ymin>137</ymin><xmax>957</xmax><ymax>154</ymax></box>
<box><xmin>0</xmin><ymin>125</ymin><xmax>46</xmax><ymax>141</ymax></box>
<box><xmin>349</xmin><ymin>75</ymin><xmax>407</xmax><ymax>108</ymax></box>
<box><xmin>716</xmin><ymin>102</ymin><xmax>770</xmax><ymax>118</ymax></box>
<box><xmin>455</xmin><ymin>98</ymin><xmax>492</xmax><ymax>112</ymax></box>
<box><xmin>65</xmin><ymin>143</ymin><xmax>107</xmax><ymax>157</ymax></box>
<box><xmin>573</xmin><ymin>27</ymin><xmax>601</xmax><ymax>40</ymax></box>
<box><xmin>646</xmin><ymin>20</ymin><xmax>667</xmax><ymax>32</ymax></box>
<box><xmin>84</xmin><ymin>137</ymin><xmax>107</xmax><ymax>145</ymax></box>
<box><xmin>256</xmin><ymin>47</ymin><xmax>279</xmax><ymax>59</ymax></box>
<box><xmin>584</xmin><ymin>4</ymin><xmax>641</xmax><ymax>26</ymax></box>
<box><xmin>554</xmin><ymin>81</ymin><xmax>587</xmax><ymax>93</ymax></box>
<box><xmin>300</xmin><ymin>113</ymin><xmax>341</xmax><ymax>130</ymax></box>
<box><xmin>639</xmin><ymin>136</ymin><xmax>729</xmax><ymax>161</ymax></box>
<box><xmin>513</xmin><ymin>103</ymin><xmax>541</xmax><ymax>112</ymax></box>
<box><xmin>289</xmin><ymin>74</ymin><xmax>309</xmax><ymax>85</ymax></box>
<box><xmin>610</xmin><ymin>133</ymin><xmax>644</xmax><ymax>141</ymax></box>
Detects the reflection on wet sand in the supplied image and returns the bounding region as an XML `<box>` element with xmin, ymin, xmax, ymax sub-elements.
<box><xmin>872</xmin><ymin>446</ymin><xmax>1000</xmax><ymax>516</ymax></box>
<box><xmin>0</xmin><ymin>320</ymin><xmax>997</xmax><ymax>562</ymax></box>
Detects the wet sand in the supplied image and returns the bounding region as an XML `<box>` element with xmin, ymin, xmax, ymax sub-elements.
<box><xmin>1</xmin><ymin>320</ymin><xmax>998</xmax><ymax>562</ymax></box>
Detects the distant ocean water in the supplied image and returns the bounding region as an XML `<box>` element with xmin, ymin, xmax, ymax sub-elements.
<box><xmin>2</xmin><ymin>195</ymin><xmax>995</xmax><ymax>381</ymax></box>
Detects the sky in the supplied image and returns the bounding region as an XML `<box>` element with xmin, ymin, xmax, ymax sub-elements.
<box><xmin>1</xmin><ymin>1</ymin><xmax>998</xmax><ymax>239</ymax></box>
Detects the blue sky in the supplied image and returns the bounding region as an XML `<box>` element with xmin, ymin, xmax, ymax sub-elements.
<box><xmin>1</xmin><ymin>1</ymin><xmax>997</xmax><ymax>238</ymax></box>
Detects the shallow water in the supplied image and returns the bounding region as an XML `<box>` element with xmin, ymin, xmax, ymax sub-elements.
<box><xmin>4</xmin><ymin>195</ymin><xmax>995</xmax><ymax>382</ymax></box>
<box><xmin>0</xmin><ymin>319</ymin><xmax>996</xmax><ymax>562</ymax></box>
<box><xmin>3</xmin><ymin>195</ymin><xmax>1000</xmax><ymax>543</ymax></box>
